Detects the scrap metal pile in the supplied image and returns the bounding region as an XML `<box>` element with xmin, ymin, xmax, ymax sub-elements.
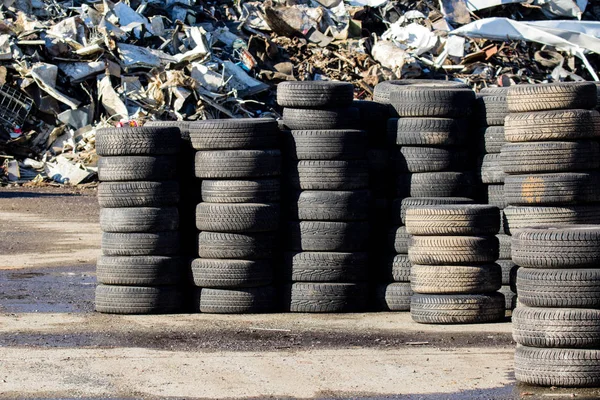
<box><xmin>0</xmin><ymin>0</ymin><xmax>599</xmax><ymax>185</ymax></box>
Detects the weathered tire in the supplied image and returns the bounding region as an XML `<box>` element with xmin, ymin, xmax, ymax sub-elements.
<box><xmin>95</xmin><ymin>285</ymin><xmax>181</xmax><ymax>314</ymax></box>
<box><xmin>504</xmin><ymin>173</ymin><xmax>600</xmax><ymax>205</ymax></box>
<box><xmin>373</xmin><ymin>79</ymin><xmax>469</xmax><ymax>104</ymax></box>
<box><xmin>390</xmin><ymin>87</ymin><xmax>475</xmax><ymax>118</ymax></box>
<box><xmin>499</xmin><ymin>286</ymin><xmax>517</xmax><ymax>311</ymax></box>
<box><xmin>194</xmin><ymin>150</ymin><xmax>281</xmax><ymax>179</ymax></box>
<box><xmin>96</xmin><ymin>256</ymin><xmax>182</xmax><ymax>285</ymax></box>
<box><xmin>374</xmin><ymin>283</ymin><xmax>413</xmax><ymax>311</ymax></box>
<box><xmin>487</xmin><ymin>184</ymin><xmax>506</xmax><ymax>209</ymax></box>
<box><xmin>288</xmin><ymin>190</ymin><xmax>369</xmax><ymax>221</ymax></box>
<box><xmin>101</xmin><ymin>232</ymin><xmax>180</xmax><ymax>256</ymax></box>
<box><xmin>98</xmin><ymin>156</ymin><xmax>176</xmax><ymax>182</ymax></box>
<box><xmin>410</xmin><ymin>264</ymin><xmax>502</xmax><ymax>294</ymax></box>
<box><xmin>200</xmin><ymin>179</ymin><xmax>280</xmax><ymax>203</ymax></box>
<box><xmin>390</xmin><ymin>226</ymin><xmax>410</xmax><ymax>253</ymax></box>
<box><xmin>287</xmin><ymin>160</ymin><xmax>368</xmax><ymax>190</ymax></box>
<box><xmin>504</xmin><ymin>205</ymin><xmax>600</xmax><ymax>235</ymax></box>
<box><xmin>98</xmin><ymin>181</ymin><xmax>179</xmax><ymax>208</ymax></box>
<box><xmin>498</xmin><ymin>234</ymin><xmax>511</xmax><ymax>259</ymax></box>
<box><xmin>284</xmin><ymin>283</ymin><xmax>367</xmax><ymax>313</ymax></box>
<box><xmin>190</xmin><ymin>259</ymin><xmax>272</xmax><ymax>288</ymax></box>
<box><xmin>394</xmin><ymin>146</ymin><xmax>465</xmax><ymax>173</ymax></box>
<box><xmin>397</xmin><ymin>172</ymin><xmax>474</xmax><ymax>198</ymax></box>
<box><xmin>500</xmin><ymin>141</ymin><xmax>600</xmax><ymax>174</ymax></box>
<box><xmin>96</xmin><ymin>127</ymin><xmax>180</xmax><ymax>156</ymax></box>
<box><xmin>410</xmin><ymin>293</ymin><xmax>505</xmax><ymax>324</ymax></box>
<box><xmin>144</xmin><ymin>121</ymin><xmax>190</xmax><ymax>141</ymax></box>
<box><xmin>408</xmin><ymin>235</ymin><xmax>499</xmax><ymax>265</ymax></box>
<box><xmin>513</xmin><ymin>307</ymin><xmax>600</xmax><ymax>348</ymax></box>
<box><xmin>99</xmin><ymin>207</ymin><xmax>179</xmax><ymax>233</ymax></box>
<box><xmin>516</xmin><ymin>268</ymin><xmax>600</xmax><ymax>308</ymax></box>
<box><xmin>512</xmin><ymin>226</ymin><xmax>600</xmax><ymax>268</ymax></box>
<box><xmin>196</xmin><ymin>287</ymin><xmax>275</xmax><ymax>314</ymax></box>
<box><xmin>480</xmin><ymin>153</ymin><xmax>505</xmax><ymax>184</ymax></box>
<box><xmin>196</xmin><ymin>203</ymin><xmax>279</xmax><ymax>233</ymax></box>
<box><xmin>287</xmin><ymin>221</ymin><xmax>369</xmax><ymax>252</ymax></box>
<box><xmin>483</xmin><ymin>126</ymin><xmax>505</xmax><ymax>153</ymax></box>
<box><xmin>505</xmin><ymin>109</ymin><xmax>600</xmax><ymax>142</ymax></box>
<box><xmin>197</xmin><ymin>232</ymin><xmax>276</xmax><ymax>259</ymax></box>
<box><xmin>282</xmin><ymin>252</ymin><xmax>368</xmax><ymax>282</ymax></box>
<box><xmin>475</xmin><ymin>93</ymin><xmax>508</xmax><ymax>126</ymax></box>
<box><xmin>498</xmin><ymin>259</ymin><xmax>518</xmax><ymax>285</ymax></box>
<box><xmin>405</xmin><ymin>204</ymin><xmax>499</xmax><ymax>236</ymax></box>
<box><xmin>514</xmin><ymin>345</ymin><xmax>600</xmax><ymax>387</ymax></box>
<box><xmin>277</xmin><ymin>81</ymin><xmax>354</xmax><ymax>108</ymax></box>
<box><xmin>282</xmin><ymin>129</ymin><xmax>367</xmax><ymax>160</ymax></box>
<box><xmin>385</xmin><ymin>254</ymin><xmax>412</xmax><ymax>282</ymax></box>
<box><xmin>282</xmin><ymin>107</ymin><xmax>359</xmax><ymax>130</ymax></box>
<box><xmin>507</xmin><ymin>82</ymin><xmax>597</xmax><ymax>112</ymax></box>
<box><xmin>188</xmin><ymin>118</ymin><xmax>278</xmax><ymax>150</ymax></box>
<box><xmin>400</xmin><ymin>197</ymin><xmax>473</xmax><ymax>224</ymax></box>
<box><xmin>389</xmin><ymin>117</ymin><xmax>468</xmax><ymax>146</ymax></box>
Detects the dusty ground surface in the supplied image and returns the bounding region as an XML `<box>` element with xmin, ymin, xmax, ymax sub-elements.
<box><xmin>0</xmin><ymin>186</ymin><xmax>599</xmax><ymax>399</ymax></box>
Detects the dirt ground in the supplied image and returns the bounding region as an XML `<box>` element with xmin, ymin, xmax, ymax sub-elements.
<box><xmin>0</xmin><ymin>186</ymin><xmax>598</xmax><ymax>399</ymax></box>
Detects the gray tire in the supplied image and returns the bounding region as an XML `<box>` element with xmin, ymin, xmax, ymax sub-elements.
<box><xmin>188</xmin><ymin>118</ymin><xmax>278</xmax><ymax>150</ymax></box>
<box><xmin>503</xmin><ymin>205</ymin><xmax>600</xmax><ymax>234</ymax></box>
<box><xmin>200</xmin><ymin>179</ymin><xmax>280</xmax><ymax>203</ymax></box>
<box><xmin>500</xmin><ymin>141</ymin><xmax>600</xmax><ymax>174</ymax></box>
<box><xmin>285</xmin><ymin>283</ymin><xmax>367</xmax><ymax>313</ymax></box>
<box><xmin>98</xmin><ymin>156</ymin><xmax>176</xmax><ymax>182</ymax></box>
<box><xmin>96</xmin><ymin>256</ymin><xmax>182</xmax><ymax>285</ymax></box>
<box><xmin>95</xmin><ymin>285</ymin><xmax>181</xmax><ymax>314</ymax></box>
<box><xmin>98</xmin><ymin>181</ymin><xmax>179</xmax><ymax>208</ymax></box>
<box><xmin>196</xmin><ymin>203</ymin><xmax>279</xmax><ymax>233</ymax></box>
<box><xmin>196</xmin><ymin>287</ymin><xmax>275</xmax><ymax>314</ymax></box>
<box><xmin>190</xmin><ymin>259</ymin><xmax>272</xmax><ymax>288</ymax></box>
<box><xmin>397</xmin><ymin>172</ymin><xmax>474</xmax><ymax>198</ymax></box>
<box><xmin>410</xmin><ymin>293</ymin><xmax>505</xmax><ymax>324</ymax></box>
<box><xmin>375</xmin><ymin>283</ymin><xmax>413</xmax><ymax>311</ymax></box>
<box><xmin>410</xmin><ymin>264</ymin><xmax>502</xmax><ymax>294</ymax></box>
<box><xmin>505</xmin><ymin>109</ymin><xmax>600</xmax><ymax>142</ymax></box>
<box><xmin>96</xmin><ymin>127</ymin><xmax>179</xmax><ymax>156</ymax></box>
<box><xmin>408</xmin><ymin>235</ymin><xmax>499</xmax><ymax>265</ymax></box>
<box><xmin>282</xmin><ymin>252</ymin><xmax>368</xmax><ymax>282</ymax></box>
<box><xmin>282</xmin><ymin>107</ymin><xmax>359</xmax><ymax>130</ymax></box>
<box><xmin>400</xmin><ymin>197</ymin><xmax>473</xmax><ymax>224</ymax></box>
<box><xmin>287</xmin><ymin>160</ymin><xmax>368</xmax><ymax>190</ymax></box>
<box><xmin>389</xmin><ymin>117</ymin><xmax>468</xmax><ymax>146</ymax></box>
<box><xmin>277</xmin><ymin>81</ymin><xmax>354</xmax><ymax>107</ymax></box>
<box><xmin>197</xmin><ymin>231</ymin><xmax>276</xmax><ymax>259</ymax></box>
<box><xmin>194</xmin><ymin>150</ymin><xmax>281</xmax><ymax>179</ymax></box>
<box><xmin>101</xmin><ymin>232</ymin><xmax>180</xmax><ymax>256</ymax></box>
<box><xmin>287</xmin><ymin>221</ymin><xmax>369</xmax><ymax>252</ymax></box>
<box><xmin>507</xmin><ymin>82</ymin><xmax>597</xmax><ymax>112</ymax></box>
<box><xmin>504</xmin><ymin>173</ymin><xmax>600</xmax><ymax>205</ymax></box>
<box><xmin>405</xmin><ymin>204</ymin><xmax>499</xmax><ymax>236</ymax></box>
<box><xmin>99</xmin><ymin>207</ymin><xmax>179</xmax><ymax>233</ymax></box>
<box><xmin>282</xmin><ymin>129</ymin><xmax>367</xmax><ymax>160</ymax></box>
<box><xmin>288</xmin><ymin>190</ymin><xmax>369</xmax><ymax>221</ymax></box>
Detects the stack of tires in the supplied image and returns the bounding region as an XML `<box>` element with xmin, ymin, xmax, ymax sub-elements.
<box><xmin>191</xmin><ymin>119</ymin><xmax>281</xmax><ymax>313</ymax></box>
<box><xmin>95</xmin><ymin>126</ymin><xmax>183</xmax><ymax>314</ymax></box>
<box><xmin>279</xmin><ymin>81</ymin><xmax>370</xmax><ymax>313</ymax></box>
<box><xmin>405</xmin><ymin>204</ymin><xmax>506</xmax><ymax>324</ymax></box>
<box><xmin>512</xmin><ymin>226</ymin><xmax>600</xmax><ymax>387</ymax></box>
<box><xmin>501</xmin><ymin>82</ymin><xmax>600</xmax><ymax>233</ymax></box>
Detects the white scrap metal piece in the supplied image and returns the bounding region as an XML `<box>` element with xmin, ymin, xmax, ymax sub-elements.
<box><xmin>112</xmin><ymin>1</ymin><xmax>154</xmax><ymax>37</ymax></box>
<box><xmin>44</xmin><ymin>155</ymin><xmax>91</xmax><ymax>185</ymax></box>
<box><xmin>465</xmin><ymin>0</ymin><xmax>588</xmax><ymax>19</ymax></box>
<box><xmin>58</xmin><ymin>62</ymin><xmax>105</xmax><ymax>82</ymax></box>
<box><xmin>97</xmin><ymin>74</ymin><xmax>128</xmax><ymax>120</ymax></box>
<box><xmin>30</xmin><ymin>63</ymin><xmax>81</xmax><ymax>109</ymax></box>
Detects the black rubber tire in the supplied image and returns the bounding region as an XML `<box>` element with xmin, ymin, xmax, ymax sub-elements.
<box><xmin>487</xmin><ymin>184</ymin><xmax>506</xmax><ymax>209</ymax></box>
<box><xmin>390</xmin><ymin>226</ymin><xmax>410</xmax><ymax>254</ymax></box>
<box><xmin>194</xmin><ymin>150</ymin><xmax>281</xmax><ymax>179</ymax></box>
<box><xmin>483</xmin><ymin>126</ymin><xmax>505</xmax><ymax>154</ymax></box>
<box><xmin>96</xmin><ymin>127</ymin><xmax>180</xmax><ymax>156</ymax></box>
<box><xmin>188</xmin><ymin>118</ymin><xmax>278</xmax><ymax>150</ymax></box>
<box><xmin>287</xmin><ymin>221</ymin><xmax>369</xmax><ymax>252</ymax></box>
<box><xmin>196</xmin><ymin>286</ymin><xmax>275</xmax><ymax>314</ymax></box>
<box><xmin>503</xmin><ymin>205</ymin><xmax>600</xmax><ymax>234</ymax></box>
<box><xmin>480</xmin><ymin>153</ymin><xmax>505</xmax><ymax>184</ymax></box>
<box><xmin>98</xmin><ymin>156</ymin><xmax>177</xmax><ymax>182</ymax></box>
<box><xmin>410</xmin><ymin>293</ymin><xmax>505</xmax><ymax>324</ymax></box>
<box><xmin>505</xmin><ymin>109</ymin><xmax>600</xmax><ymax>142</ymax></box>
<box><xmin>498</xmin><ymin>234</ymin><xmax>511</xmax><ymax>259</ymax></box>
<box><xmin>200</xmin><ymin>179</ymin><xmax>280</xmax><ymax>203</ymax></box>
<box><xmin>277</xmin><ymin>81</ymin><xmax>354</xmax><ymax>107</ymax></box>
<box><xmin>475</xmin><ymin>93</ymin><xmax>508</xmax><ymax>126</ymax></box>
<box><xmin>101</xmin><ymin>232</ymin><xmax>180</xmax><ymax>256</ymax></box>
<box><xmin>516</xmin><ymin>268</ymin><xmax>600</xmax><ymax>308</ymax></box>
<box><xmin>394</xmin><ymin>146</ymin><xmax>465</xmax><ymax>173</ymax></box>
<box><xmin>400</xmin><ymin>197</ymin><xmax>473</xmax><ymax>224</ymax></box>
<box><xmin>498</xmin><ymin>259</ymin><xmax>517</xmax><ymax>285</ymax></box>
<box><xmin>499</xmin><ymin>286</ymin><xmax>517</xmax><ymax>311</ymax></box>
<box><xmin>144</xmin><ymin>121</ymin><xmax>190</xmax><ymax>141</ymax></box>
<box><xmin>501</xmin><ymin>141</ymin><xmax>600</xmax><ymax>174</ymax></box>
<box><xmin>504</xmin><ymin>173</ymin><xmax>600</xmax><ymax>205</ymax></box>
<box><xmin>385</xmin><ymin>254</ymin><xmax>412</xmax><ymax>282</ymax></box>
<box><xmin>405</xmin><ymin>204</ymin><xmax>499</xmax><ymax>236</ymax></box>
<box><xmin>396</xmin><ymin>172</ymin><xmax>474</xmax><ymax>198</ymax></box>
<box><xmin>389</xmin><ymin>117</ymin><xmax>468</xmax><ymax>146</ymax></box>
<box><xmin>284</xmin><ymin>283</ymin><xmax>368</xmax><ymax>313</ymax></box>
<box><xmin>514</xmin><ymin>345</ymin><xmax>600</xmax><ymax>387</ymax></box>
<box><xmin>512</xmin><ymin>226</ymin><xmax>600</xmax><ymax>268</ymax></box>
<box><xmin>190</xmin><ymin>259</ymin><xmax>272</xmax><ymax>288</ymax></box>
<box><xmin>282</xmin><ymin>107</ymin><xmax>359</xmax><ymax>130</ymax></box>
<box><xmin>98</xmin><ymin>181</ymin><xmax>179</xmax><ymax>208</ymax></box>
<box><xmin>282</xmin><ymin>252</ymin><xmax>368</xmax><ymax>282</ymax></box>
<box><xmin>287</xmin><ymin>160</ymin><xmax>368</xmax><ymax>190</ymax></box>
<box><xmin>196</xmin><ymin>203</ymin><xmax>279</xmax><ymax>233</ymax></box>
<box><xmin>390</xmin><ymin>88</ymin><xmax>475</xmax><ymax>118</ymax></box>
<box><xmin>410</xmin><ymin>264</ymin><xmax>502</xmax><ymax>294</ymax></box>
<box><xmin>507</xmin><ymin>82</ymin><xmax>597</xmax><ymax>112</ymax></box>
<box><xmin>282</xmin><ymin>129</ymin><xmax>367</xmax><ymax>160</ymax></box>
<box><xmin>96</xmin><ymin>256</ymin><xmax>182</xmax><ymax>285</ymax></box>
<box><xmin>288</xmin><ymin>190</ymin><xmax>369</xmax><ymax>221</ymax></box>
<box><xmin>95</xmin><ymin>285</ymin><xmax>182</xmax><ymax>314</ymax></box>
<box><xmin>373</xmin><ymin>79</ymin><xmax>469</xmax><ymax>104</ymax></box>
<box><xmin>99</xmin><ymin>207</ymin><xmax>179</xmax><ymax>233</ymax></box>
<box><xmin>408</xmin><ymin>235</ymin><xmax>499</xmax><ymax>265</ymax></box>
<box><xmin>197</xmin><ymin>231</ymin><xmax>276</xmax><ymax>259</ymax></box>
<box><xmin>374</xmin><ymin>283</ymin><xmax>413</xmax><ymax>311</ymax></box>
<box><xmin>513</xmin><ymin>306</ymin><xmax>600</xmax><ymax>348</ymax></box>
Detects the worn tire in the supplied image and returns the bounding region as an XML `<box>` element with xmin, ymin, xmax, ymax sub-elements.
<box><xmin>475</xmin><ymin>93</ymin><xmax>508</xmax><ymax>126</ymax></box>
<box><xmin>385</xmin><ymin>254</ymin><xmax>412</xmax><ymax>282</ymax></box>
<box><xmin>411</xmin><ymin>264</ymin><xmax>502</xmax><ymax>294</ymax></box>
<box><xmin>507</xmin><ymin>82</ymin><xmax>597</xmax><ymax>112</ymax></box>
<box><xmin>394</xmin><ymin>146</ymin><xmax>465</xmax><ymax>173</ymax></box>
<box><xmin>101</xmin><ymin>232</ymin><xmax>180</xmax><ymax>256</ymax></box>
<box><xmin>98</xmin><ymin>156</ymin><xmax>177</xmax><ymax>182</ymax></box>
<box><xmin>197</xmin><ymin>231</ymin><xmax>276</xmax><ymax>259</ymax></box>
<box><xmin>287</xmin><ymin>221</ymin><xmax>369</xmax><ymax>252</ymax></box>
<box><xmin>188</xmin><ymin>118</ymin><xmax>278</xmax><ymax>150</ymax></box>
<box><xmin>408</xmin><ymin>235</ymin><xmax>499</xmax><ymax>265</ymax></box>
<box><xmin>97</xmin><ymin>181</ymin><xmax>179</xmax><ymax>208</ymax></box>
<box><xmin>501</xmin><ymin>141</ymin><xmax>600</xmax><ymax>174</ymax></box>
<box><xmin>375</xmin><ymin>283</ymin><xmax>413</xmax><ymax>311</ymax></box>
<box><xmin>405</xmin><ymin>204</ymin><xmax>499</xmax><ymax>236</ymax></box>
<box><xmin>277</xmin><ymin>81</ymin><xmax>354</xmax><ymax>108</ymax></box>
<box><xmin>282</xmin><ymin>107</ymin><xmax>359</xmax><ymax>130</ymax></box>
<box><xmin>96</xmin><ymin>127</ymin><xmax>180</xmax><ymax>156</ymax></box>
<box><xmin>505</xmin><ymin>109</ymin><xmax>600</xmax><ymax>142</ymax></box>
<box><xmin>100</xmin><ymin>207</ymin><xmax>178</xmax><ymax>233</ymax></box>
<box><xmin>285</xmin><ymin>283</ymin><xmax>367</xmax><ymax>313</ymax></box>
<box><xmin>196</xmin><ymin>203</ymin><xmax>279</xmax><ymax>233</ymax></box>
<box><xmin>389</xmin><ymin>117</ymin><xmax>468</xmax><ymax>146</ymax></box>
<box><xmin>194</xmin><ymin>150</ymin><xmax>281</xmax><ymax>179</ymax></box>
<box><xmin>288</xmin><ymin>190</ymin><xmax>369</xmax><ymax>221</ymax></box>
<box><xmin>504</xmin><ymin>173</ymin><xmax>600</xmax><ymax>205</ymax></box>
<box><xmin>480</xmin><ymin>153</ymin><xmax>505</xmax><ymax>184</ymax></box>
<box><xmin>498</xmin><ymin>259</ymin><xmax>518</xmax><ymax>285</ymax></box>
<box><xmin>503</xmin><ymin>205</ymin><xmax>600</xmax><ymax>234</ymax></box>
<box><xmin>196</xmin><ymin>287</ymin><xmax>275</xmax><ymax>314</ymax></box>
<box><xmin>190</xmin><ymin>259</ymin><xmax>272</xmax><ymax>288</ymax></box>
<box><xmin>282</xmin><ymin>129</ymin><xmax>367</xmax><ymax>160</ymax></box>
<box><xmin>483</xmin><ymin>126</ymin><xmax>505</xmax><ymax>153</ymax></box>
<box><xmin>287</xmin><ymin>160</ymin><xmax>368</xmax><ymax>190</ymax></box>
<box><xmin>282</xmin><ymin>252</ymin><xmax>368</xmax><ymax>282</ymax></box>
<box><xmin>390</xmin><ymin>88</ymin><xmax>475</xmax><ymax>118</ymax></box>
<box><xmin>514</xmin><ymin>345</ymin><xmax>600</xmax><ymax>387</ymax></box>
<box><xmin>144</xmin><ymin>121</ymin><xmax>190</xmax><ymax>141</ymax></box>
<box><xmin>400</xmin><ymin>197</ymin><xmax>473</xmax><ymax>224</ymax></box>
<box><xmin>487</xmin><ymin>184</ymin><xmax>506</xmax><ymax>209</ymax></box>
<box><xmin>410</xmin><ymin>293</ymin><xmax>505</xmax><ymax>324</ymax></box>
<box><xmin>95</xmin><ymin>285</ymin><xmax>181</xmax><ymax>314</ymax></box>
<box><xmin>373</xmin><ymin>79</ymin><xmax>468</xmax><ymax>104</ymax></box>
<box><xmin>396</xmin><ymin>172</ymin><xmax>474</xmax><ymax>198</ymax></box>
<box><xmin>516</xmin><ymin>268</ymin><xmax>600</xmax><ymax>308</ymax></box>
<box><xmin>499</xmin><ymin>286</ymin><xmax>517</xmax><ymax>311</ymax></box>
<box><xmin>390</xmin><ymin>226</ymin><xmax>410</xmax><ymax>254</ymax></box>
<box><xmin>498</xmin><ymin>234</ymin><xmax>511</xmax><ymax>259</ymax></box>
<box><xmin>96</xmin><ymin>256</ymin><xmax>182</xmax><ymax>285</ymax></box>
<box><xmin>200</xmin><ymin>179</ymin><xmax>280</xmax><ymax>203</ymax></box>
